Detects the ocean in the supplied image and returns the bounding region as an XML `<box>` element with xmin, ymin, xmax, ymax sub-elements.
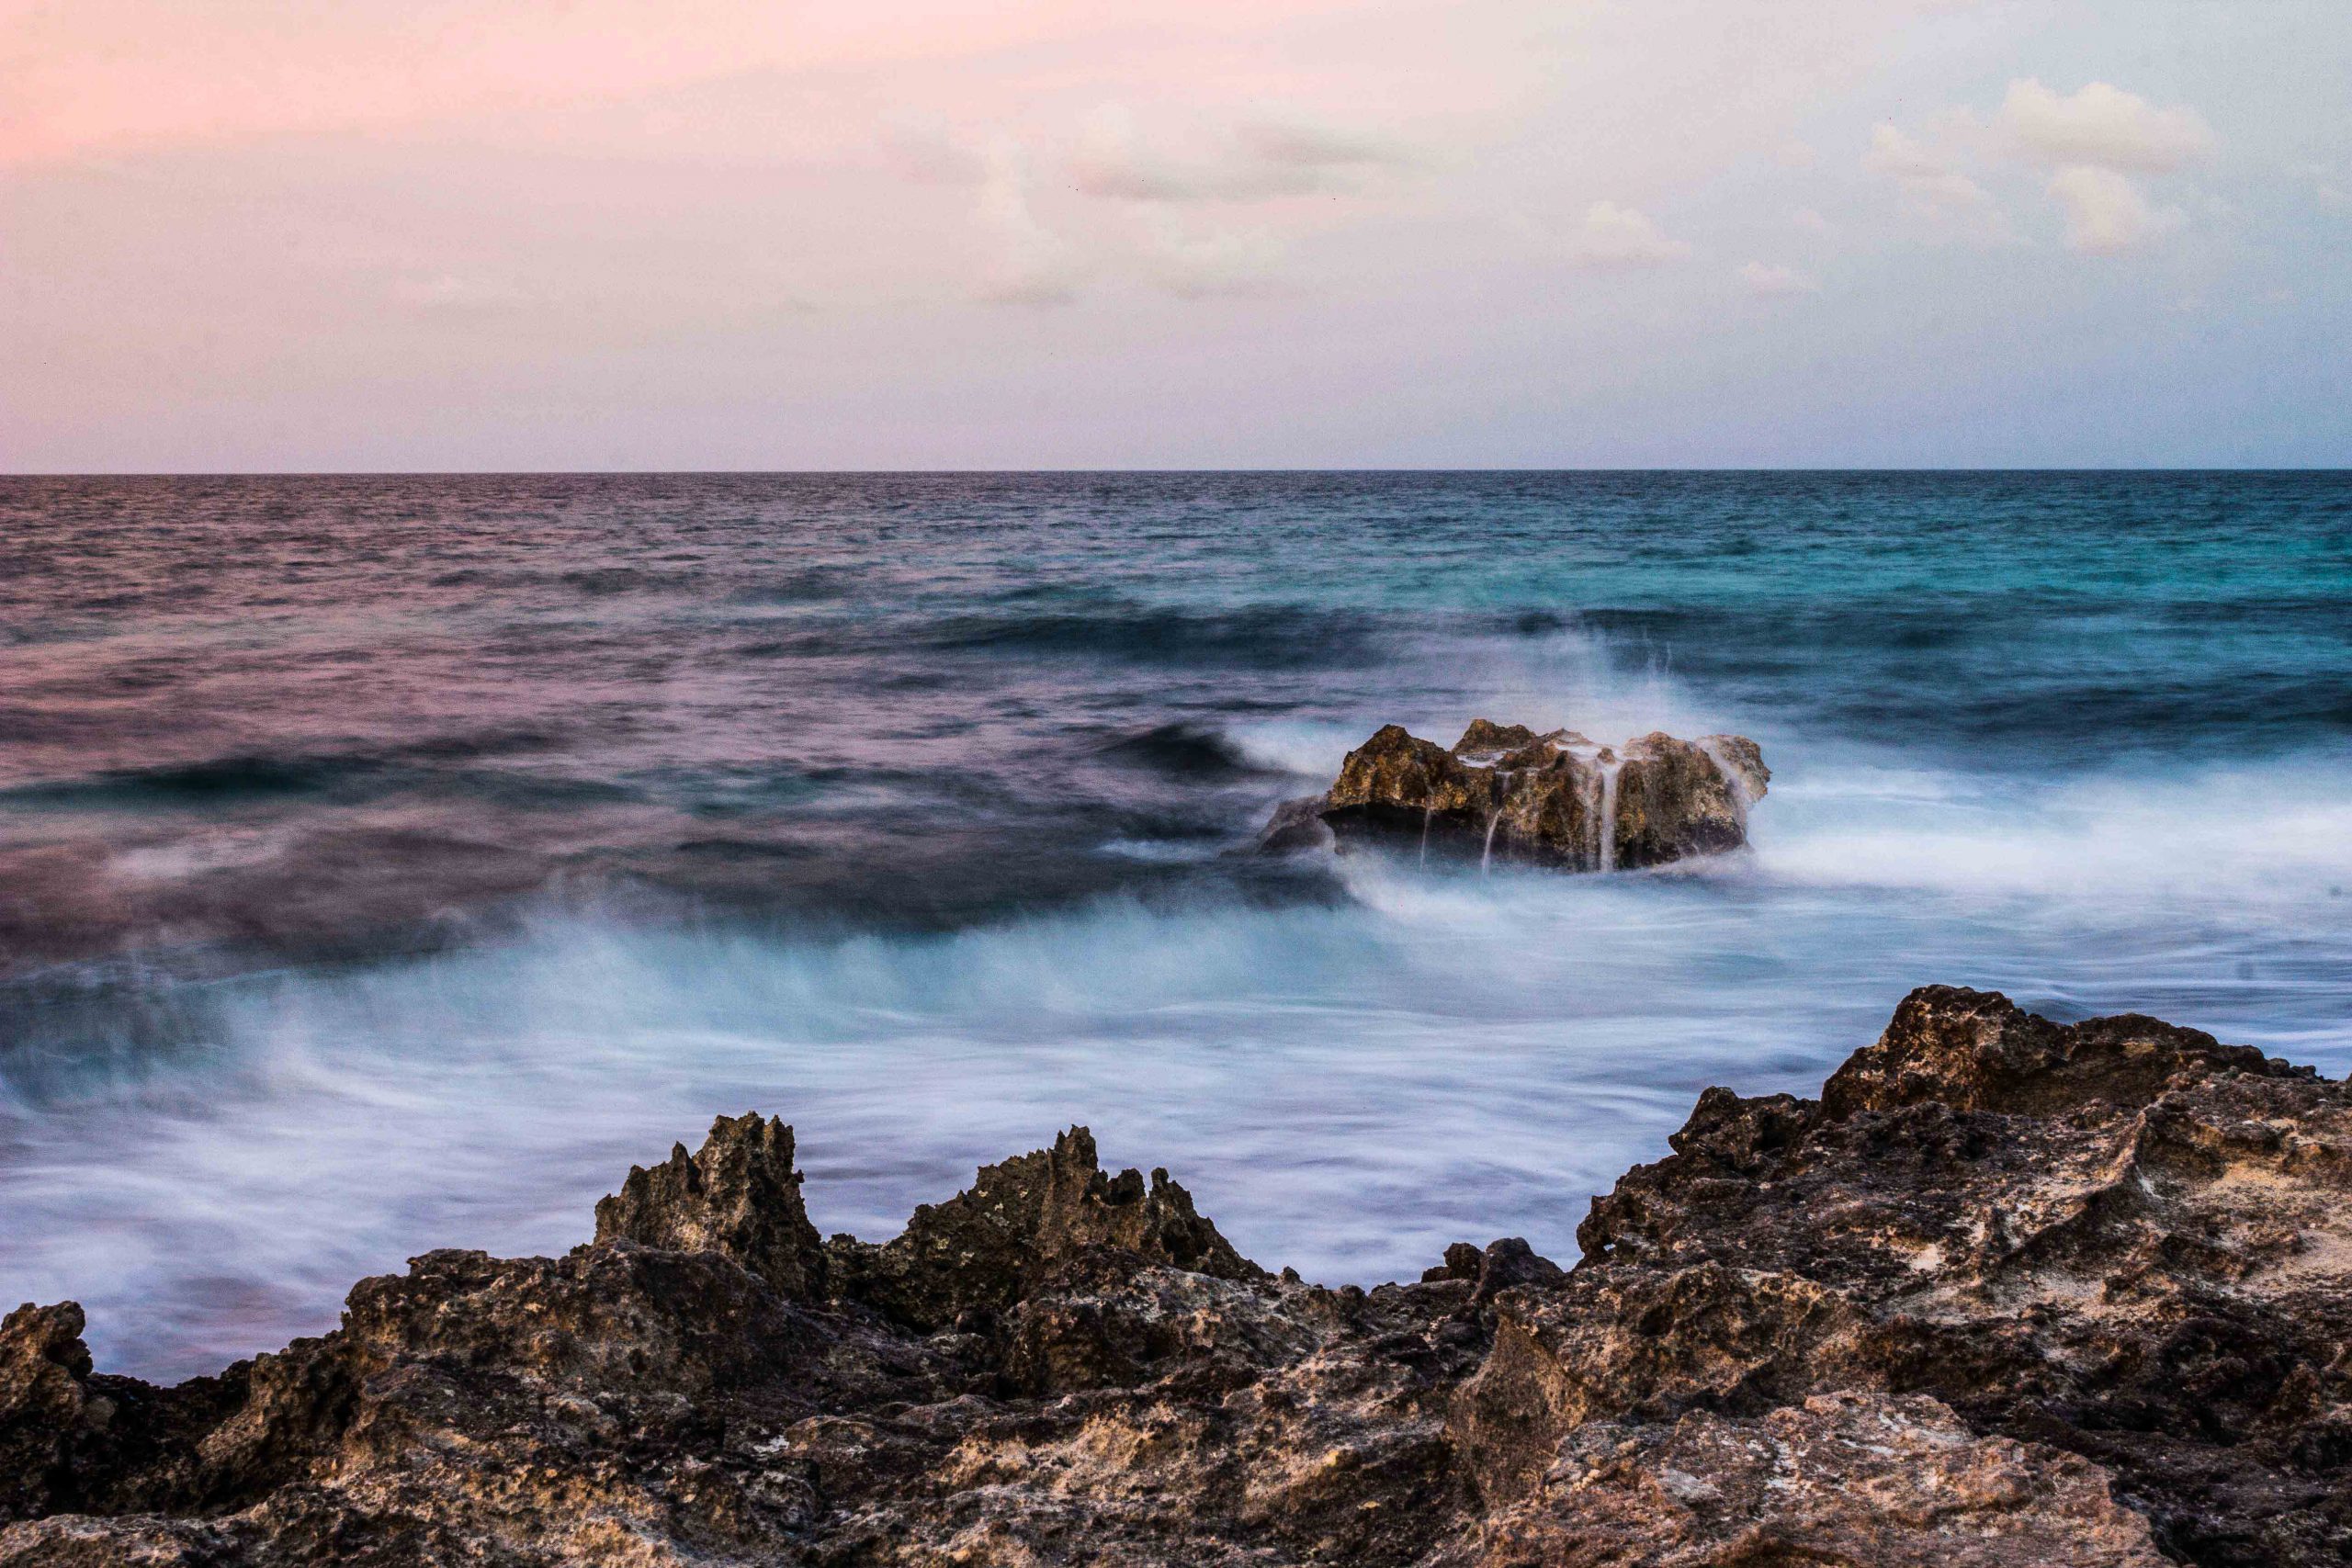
<box><xmin>3</xmin><ymin>470</ymin><xmax>2347</xmax><ymax>1380</ymax></box>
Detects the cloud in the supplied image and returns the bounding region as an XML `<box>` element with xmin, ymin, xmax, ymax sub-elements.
<box><xmin>1791</xmin><ymin>207</ymin><xmax>1834</xmax><ymax>235</ymax></box>
<box><xmin>1139</xmin><ymin>219</ymin><xmax>1290</xmax><ymax>299</ymax></box>
<box><xmin>883</xmin><ymin>113</ymin><xmax>992</xmax><ymax>186</ymax></box>
<box><xmin>1562</xmin><ymin>201</ymin><xmax>1691</xmax><ymax>268</ymax></box>
<box><xmin>1862</xmin><ymin>123</ymin><xmax>2014</xmax><ymax>243</ymax></box>
<box><xmin>1738</xmin><ymin>261</ymin><xmax>1818</xmax><ymax>296</ymax></box>
<box><xmin>974</xmin><ymin>141</ymin><xmax>1084</xmax><ymax>305</ymax></box>
<box><xmin>1998</xmin><ymin>80</ymin><xmax>2215</xmax><ymax>173</ymax></box>
<box><xmin>2045</xmin><ymin>164</ymin><xmax>2185</xmax><ymax>254</ymax></box>
<box><xmin>1234</xmin><ymin>117</ymin><xmax>1413</xmax><ymax>171</ymax></box>
<box><xmin>1871</xmin><ymin>81</ymin><xmax>2209</xmax><ymax>256</ymax></box>
<box><xmin>2302</xmin><ymin>164</ymin><xmax>2352</xmax><ymax>211</ymax></box>
<box><xmin>1069</xmin><ymin>105</ymin><xmax>1408</xmax><ymax>203</ymax></box>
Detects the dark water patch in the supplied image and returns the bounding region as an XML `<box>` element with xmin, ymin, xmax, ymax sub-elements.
<box><xmin>671</xmin><ymin>838</ymin><xmax>820</xmax><ymax>860</ymax></box>
<box><xmin>1</xmin><ymin>754</ymin><xmax>645</xmax><ymax>814</ymax></box>
<box><xmin>383</xmin><ymin>728</ymin><xmax>571</xmax><ymax>763</ymax></box>
<box><xmin>1503</xmin><ymin>608</ymin><xmax>1575</xmax><ymax>636</ymax></box>
<box><xmin>726</xmin><ymin>567</ymin><xmax>865</xmax><ymax>605</ymax></box>
<box><xmin>6</xmin><ymin>755</ymin><xmax>359</xmax><ymax>807</ymax></box>
<box><xmin>922</xmin><ymin>604</ymin><xmax>1382</xmax><ymax>669</ymax></box>
<box><xmin>1093</xmin><ymin>722</ymin><xmax>1287</xmax><ymax>781</ymax></box>
<box><xmin>556</xmin><ymin>568</ymin><xmax>677</xmax><ymax>596</ymax></box>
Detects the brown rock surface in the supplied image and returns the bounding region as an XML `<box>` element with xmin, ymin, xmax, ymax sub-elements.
<box><xmin>6</xmin><ymin>987</ymin><xmax>2347</xmax><ymax>1565</ymax></box>
<box><xmin>1280</xmin><ymin>719</ymin><xmax>1768</xmax><ymax>870</ymax></box>
<box><xmin>594</xmin><ymin>1112</ymin><xmax>831</xmax><ymax>1300</ymax></box>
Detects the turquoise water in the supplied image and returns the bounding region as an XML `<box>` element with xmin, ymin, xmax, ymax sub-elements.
<box><xmin>1</xmin><ymin>471</ymin><xmax>2347</xmax><ymax>1377</ymax></box>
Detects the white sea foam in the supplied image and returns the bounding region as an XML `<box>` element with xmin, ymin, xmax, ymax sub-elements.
<box><xmin>1757</xmin><ymin>756</ymin><xmax>2352</xmax><ymax>904</ymax></box>
<box><xmin>7</xmin><ymin>744</ymin><xmax>2349</xmax><ymax>1382</ymax></box>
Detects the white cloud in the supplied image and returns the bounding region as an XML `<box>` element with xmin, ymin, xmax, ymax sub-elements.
<box><xmin>1861</xmin><ymin>122</ymin><xmax>1943</xmax><ymax>182</ymax></box>
<box><xmin>2045</xmin><ymin>164</ymin><xmax>2185</xmax><ymax>254</ymax></box>
<box><xmin>1791</xmin><ymin>206</ymin><xmax>1835</xmax><ymax>235</ymax></box>
<box><xmin>1140</xmin><ymin>219</ymin><xmax>1290</xmax><ymax>299</ymax></box>
<box><xmin>1738</xmin><ymin>261</ymin><xmax>1819</xmax><ymax>295</ymax></box>
<box><xmin>1998</xmin><ymin>80</ymin><xmax>2215</xmax><ymax>173</ymax></box>
<box><xmin>1562</xmin><ymin>201</ymin><xmax>1691</xmax><ymax>268</ymax></box>
<box><xmin>1235</xmin><ymin>117</ymin><xmax>1413</xmax><ymax>171</ymax></box>
<box><xmin>1069</xmin><ymin>105</ymin><xmax>1408</xmax><ymax>203</ymax></box>
<box><xmin>1862</xmin><ymin>124</ymin><xmax>2013</xmax><ymax>243</ymax></box>
<box><xmin>975</xmin><ymin>141</ymin><xmax>1084</xmax><ymax>305</ymax></box>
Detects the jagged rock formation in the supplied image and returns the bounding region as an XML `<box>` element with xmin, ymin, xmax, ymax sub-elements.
<box><xmin>5</xmin><ymin>987</ymin><xmax>2347</xmax><ymax>1566</ymax></box>
<box><xmin>594</xmin><ymin>1112</ymin><xmax>831</xmax><ymax>1300</ymax></box>
<box><xmin>1262</xmin><ymin>719</ymin><xmax>1769</xmax><ymax>870</ymax></box>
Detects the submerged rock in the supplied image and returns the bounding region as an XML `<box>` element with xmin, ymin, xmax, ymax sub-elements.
<box><xmin>1265</xmin><ymin>719</ymin><xmax>1768</xmax><ymax>870</ymax></box>
<box><xmin>6</xmin><ymin>987</ymin><xmax>2347</xmax><ymax>1565</ymax></box>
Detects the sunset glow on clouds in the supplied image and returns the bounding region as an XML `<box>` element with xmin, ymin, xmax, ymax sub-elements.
<box><xmin>2</xmin><ymin>1</ymin><xmax>2346</xmax><ymax>468</ymax></box>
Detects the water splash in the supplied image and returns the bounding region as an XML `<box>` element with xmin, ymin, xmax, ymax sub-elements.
<box><xmin>1696</xmin><ymin>737</ymin><xmax>1755</xmax><ymax>829</ymax></box>
<box><xmin>1481</xmin><ymin>770</ymin><xmax>1514</xmax><ymax>875</ymax></box>
<box><xmin>1597</xmin><ymin>753</ymin><xmax>1623</xmax><ymax>874</ymax></box>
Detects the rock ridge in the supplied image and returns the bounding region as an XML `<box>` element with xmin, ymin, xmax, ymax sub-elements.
<box><xmin>6</xmin><ymin>985</ymin><xmax>2347</xmax><ymax>1565</ymax></box>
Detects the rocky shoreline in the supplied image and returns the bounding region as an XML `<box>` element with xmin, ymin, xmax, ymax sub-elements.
<box><xmin>6</xmin><ymin>987</ymin><xmax>2348</xmax><ymax>1565</ymax></box>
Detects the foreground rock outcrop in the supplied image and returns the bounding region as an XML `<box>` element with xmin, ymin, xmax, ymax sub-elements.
<box><xmin>6</xmin><ymin>987</ymin><xmax>2347</xmax><ymax>1565</ymax></box>
<box><xmin>1261</xmin><ymin>720</ymin><xmax>1769</xmax><ymax>870</ymax></box>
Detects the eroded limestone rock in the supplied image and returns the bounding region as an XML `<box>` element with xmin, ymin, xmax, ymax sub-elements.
<box><xmin>1268</xmin><ymin>719</ymin><xmax>1768</xmax><ymax>870</ymax></box>
<box><xmin>594</xmin><ymin>1112</ymin><xmax>830</xmax><ymax>1301</ymax></box>
<box><xmin>827</xmin><ymin>1125</ymin><xmax>1263</xmax><ymax>1332</ymax></box>
<box><xmin>5</xmin><ymin>987</ymin><xmax>2346</xmax><ymax>1566</ymax></box>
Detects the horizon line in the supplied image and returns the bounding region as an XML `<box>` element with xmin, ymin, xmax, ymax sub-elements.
<box><xmin>6</xmin><ymin>465</ymin><xmax>2349</xmax><ymax>480</ymax></box>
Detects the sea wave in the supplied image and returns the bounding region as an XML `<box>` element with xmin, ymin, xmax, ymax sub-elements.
<box><xmin>10</xmin><ymin>740</ymin><xmax>2350</xmax><ymax>1382</ymax></box>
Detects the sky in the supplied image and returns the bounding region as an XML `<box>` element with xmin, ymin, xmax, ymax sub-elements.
<box><xmin>2</xmin><ymin>0</ymin><xmax>2346</xmax><ymax>470</ymax></box>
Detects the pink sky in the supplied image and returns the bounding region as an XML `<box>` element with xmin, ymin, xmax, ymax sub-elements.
<box><xmin>3</xmin><ymin>1</ymin><xmax>2346</xmax><ymax>468</ymax></box>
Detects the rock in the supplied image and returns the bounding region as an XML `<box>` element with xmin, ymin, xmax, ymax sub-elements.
<box><xmin>594</xmin><ymin>1112</ymin><xmax>830</xmax><ymax>1301</ymax></box>
<box><xmin>1256</xmin><ymin>793</ymin><xmax>1336</xmax><ymax>854</ymax></box>
<box><xmin>1293</xmin><ymin>719</ymin><xmax>1768</xmax><ymax>871</ymax></box>
<box><xmin>828</xmin><ymin>1125</ymin><xmax>1263</xmax><ymax>1332</ymax></box>
<box><xmin>6</xmin><ymin>987</ymin><xmax>2348</xmax><ymax>1565</ymax></box>
<box><xmin>0</xmin><ymin>1304</ymin><xmax>96</xmax><ymax>1522</ymax></box>
<box><xmin>1576</xmin><ymin>985</ymin><xmax>2352</xmax><ymax>1565</ymax></box>
<box><xmin>1452</xmin><ymin>1393</ymin><xmax>2170</xmax><ymax>1568</ymax></box>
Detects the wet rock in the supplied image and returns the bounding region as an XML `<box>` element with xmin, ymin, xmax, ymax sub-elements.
<box><xmin>1255</xmin><ymin>793</ymin><xmax>1336</xmax><ymax>854</ymax></box>
<box><xmin>1295</xmin><ymin>719</ymin><xmax>1768</xmax><ymax>870</ymax></box>
<box><xmin>6</xmin><ymin>987</ymin><xmax>2348</xmax><ymax>1565</ymax></box>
